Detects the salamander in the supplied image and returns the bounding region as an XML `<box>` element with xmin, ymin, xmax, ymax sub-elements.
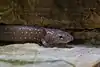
<box><xmin>0</xmin><ymin>25</ymin><xmax>74</xmax><ymax>47</ymax></box>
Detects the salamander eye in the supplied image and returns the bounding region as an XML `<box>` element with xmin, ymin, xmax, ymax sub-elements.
<box><xmin>59</xmin><ymin>36</ymin><xmax>63</xmax><ymax>39</ymax></box>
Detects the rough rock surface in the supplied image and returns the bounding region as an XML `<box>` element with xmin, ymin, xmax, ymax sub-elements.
<box><xmin>0</xmin><ymin>43</ymin><xmax>100</xmax><ymax>67</ymax></box>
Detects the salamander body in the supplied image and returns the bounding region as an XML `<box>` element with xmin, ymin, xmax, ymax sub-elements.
<box><xmin>0</xmin><ymin>25</ymin><xmax>74</xmax><ymax>47</ymax></box>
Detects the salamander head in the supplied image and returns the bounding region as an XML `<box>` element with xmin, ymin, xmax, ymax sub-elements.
<box><xmin>45</xmin><ymin>29</ymin><xmax>74</xmax><ymax>44</ymax></box>
<box><xmin>53</xmin><ymin>30</ymin><xmax>74</xmax><ymax>43</ymax></box>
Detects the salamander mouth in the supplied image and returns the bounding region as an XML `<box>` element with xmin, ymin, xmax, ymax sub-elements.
<box><xmin>57</xmin><ymin>40</ymin><xmax>71</xmax><ymax>43</ymax></box>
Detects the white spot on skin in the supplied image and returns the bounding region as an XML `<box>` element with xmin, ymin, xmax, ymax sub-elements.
<box><xmin>29</xmin><ymin>29</ymin><xmax>32</xmax><ymax>31</ymax></box>
<box><xmin>38</xmin><ymin>32</ymin><xmax>41</xmax><ymax>33</ymax></box>
<box><xmin>20</xmin><ymin>37</ymin><xmax>22</xmax><ymax>39</ymax></box>
<box><xmin>13</xmin><ymin>32</ymin><xmax>15</xmax><ymax>34</ymax></box>
<box><xmin>47</xmin><ymin>31</ymin><xmax>54</xmax><ymax>35</ymax></box>
<box><xmin>24</xmin><ymin>37</ymin><xmax>27</xmax><ymax>39</ymax></box>
<box><xmin>34</xmin><ymin>29</ymin><xmax>37</xmax><ymax>31</ymax></box>
<box><xmin>25</xmin><ymin>31</ymin><xmax>28</xmax><ymax>34</ymax></box>
<box><xmin>30</xmin><ymin>32</ymin><xmax>33</xmax><ymax>34</ymax></box>
<box><xmin>35</xmin><ymin>32</ymin><xmax>39</xmax><ymax>34</ymax></box>
<box><xmin>19</xmin><ymin>28</ymin><xmax>22</xmax><ymax>30</ymax></box>
<box><xmin>34</xmin><ymin>28</ymin><xmax>40</xmax><ymax>32</ymax></box>
<box><xmin>21</xmin><ymin>32</ymin><xmax>24</xmax><ymax>34</ymax></box>
<box><xmin>58</xmin><ymin>34</ymin><xmax>61</xmax><ymax>36</ymax></box>
<box><xmin>34</xmin><ymin>37</ymin><xmax>36</xmax><ymax>39</ymax></box>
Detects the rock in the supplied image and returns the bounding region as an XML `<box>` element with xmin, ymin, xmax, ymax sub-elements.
<box><xmin>0</xmin><ymin>43</ymin><xmax>100</xmax><ymax>67</ymax></box>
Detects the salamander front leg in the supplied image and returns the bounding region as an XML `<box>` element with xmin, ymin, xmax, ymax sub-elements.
<box><xmin>41</xmin><ymin>39</ymin><xmax>49</xmax><ymax>47</ymax></box>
